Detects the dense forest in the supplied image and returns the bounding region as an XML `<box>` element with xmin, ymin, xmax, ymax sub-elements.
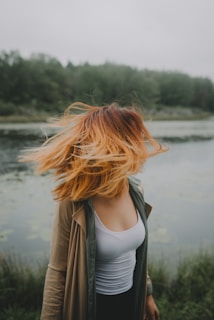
<box><xmin>0</xmin><ymin>50</ymin><xmax>214</xmax><ymax>117</ymax></box>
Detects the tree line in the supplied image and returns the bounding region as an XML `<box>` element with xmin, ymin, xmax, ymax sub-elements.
<box><xmin>0</xmin><ymin>50</ymin><xmax>214</xmax><ymax>116</ymax></box>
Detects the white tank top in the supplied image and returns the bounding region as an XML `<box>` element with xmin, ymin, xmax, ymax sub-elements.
<box><xmin>95</xmin><ymin>210</ymin><xmax>145</xmax><ymax>295</ymax></box>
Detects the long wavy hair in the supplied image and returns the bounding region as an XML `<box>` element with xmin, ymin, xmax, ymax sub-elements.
<box><xmin>19</xmin><ymin>102</ymin><xmax>166</xmax><ymax>201</ymax></box>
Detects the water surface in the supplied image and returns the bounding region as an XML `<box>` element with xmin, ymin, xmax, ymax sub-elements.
<box><xmin>0</xmin><ymin>120</ymin><xmax>214</xmax><ymax>265</ymax></box>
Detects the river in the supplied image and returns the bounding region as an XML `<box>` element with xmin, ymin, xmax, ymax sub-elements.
<box><xmin>0</xmin><ymin>119</ymin><xmax>214</xmax><ymax>267</ymax></box>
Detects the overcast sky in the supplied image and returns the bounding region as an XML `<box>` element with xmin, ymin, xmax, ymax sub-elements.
<box><xmin>0</xmin><ymin>0</ymin><xmax>214</xmax><ymax>79</ymax></box>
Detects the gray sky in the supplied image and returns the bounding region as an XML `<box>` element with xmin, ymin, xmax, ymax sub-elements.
<box><xmin>0</xmin><ymin>0</ymin><xmax>214</xmax><ymax>79</ymax></box>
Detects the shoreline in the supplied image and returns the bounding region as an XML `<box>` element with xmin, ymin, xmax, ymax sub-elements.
<box><xmin>0</xmin><ymin>108</ymin><xmax>213</xmax><ymax>123</ymax></box>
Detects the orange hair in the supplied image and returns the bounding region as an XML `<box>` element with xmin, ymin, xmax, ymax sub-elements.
<box><xmin>19</xmin><ymin>102</ymin><xmax>166</xmax><ymax>201</ymax></box>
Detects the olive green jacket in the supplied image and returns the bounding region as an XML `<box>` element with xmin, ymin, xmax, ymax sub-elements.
<box><xmin>40</xmin><ymin>179</ymin><xmax>152</xmax><ymax>320</ymax></box>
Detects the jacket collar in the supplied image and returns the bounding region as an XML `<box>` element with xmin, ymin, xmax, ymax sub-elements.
<box><xmin>71</xmin><ymin>179</ymin><xmax>152</xmax><ymax>233</ymax></box>
<box><xmin>72</xmin><ymin>202</ymin><xmax>87</xmax><ymax>234</ymax></box>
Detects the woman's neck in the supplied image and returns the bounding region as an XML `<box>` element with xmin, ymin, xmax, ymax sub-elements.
<box><xmin>93</xmin><ymin>184</ymin><xmax>129</xmax><ymax>206</ymax></box>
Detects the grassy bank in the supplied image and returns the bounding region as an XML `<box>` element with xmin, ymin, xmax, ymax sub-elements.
<box><xmin>0</xmin><ymin>251</ymin><xmax>213</xmax><ymax>320</ymax></box>
<box><xmin>0</xmin><ymin>106</ymin><xmax>213</xmax><ymax>123</ymax></box>
<box><xmin>0</xmin><ymin>114</ymin><xmax>51</xmax><ymax>124</ymax></box>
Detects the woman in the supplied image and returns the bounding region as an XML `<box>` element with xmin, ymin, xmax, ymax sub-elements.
<box><xmin>20</xmin><ymin>102</ymin><xmax>166</xmax><ymax>320</ymax></box>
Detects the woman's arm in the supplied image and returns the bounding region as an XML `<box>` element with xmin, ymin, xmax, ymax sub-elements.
<box><xmin>145</xmin><ymin>270</ymin><xmax>160</xmax><ymax>320</ymax></box>
<box><xmin>144</xmin><ymin>295</ymin><xmax>160</xmax><ymax>320</ymax></box>
<box><xmin>40</xmin><ymin>200</ymin><xmax>72</xmax><ymax>319</ymax></box>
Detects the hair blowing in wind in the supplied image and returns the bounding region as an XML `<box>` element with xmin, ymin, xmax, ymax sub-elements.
<box><xmin>19</xmin><ymin>102</ymin><xmax>166</xmax><ymax>201</ymax></box>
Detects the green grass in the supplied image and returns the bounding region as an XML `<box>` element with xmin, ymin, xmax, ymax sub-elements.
<box><xmin>0</xmin><ymin>254</ymin><xmax>46</xmax><ymax>320</ymax></box>
<box><xmin>0</xmin><ymin>251</ymin><xmax>214</xmax><ymax>319</ymax></box>
<box><xmin>150</xmin><ymin>251</ymin><xmax>214</xmax><ymax>319</ymax></box>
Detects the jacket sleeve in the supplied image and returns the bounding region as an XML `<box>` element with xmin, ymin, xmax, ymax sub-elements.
<box><xmin>40</xmin><ymin>200</ymin><xmax>72</xmax><ymax>320</ymax></box>
<box><xmin>146</xmin><ymin>271</ymin><xmax>153</xmax><ymax>296</ymax></box>
<box><xmin>133</xmin><ymin>177</ymin><xmax>153</xmax><ymax>295</ymax></box>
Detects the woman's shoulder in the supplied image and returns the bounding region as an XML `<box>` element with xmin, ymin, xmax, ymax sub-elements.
<box><xmin>129</xmin><ymin>176</ymin><xmax>144</xmax><ymax>195</ymax></box>
<box><xmin>56</xmin><ymin>199</ymin><xmax>85</xmax><ymax>222</ymax></box>
<box><xmin>129</xmin><ymin>176</ymin><xmax>152</xmax><ymax>217</ymax></box>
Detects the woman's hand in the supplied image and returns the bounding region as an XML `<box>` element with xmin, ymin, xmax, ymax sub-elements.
<box><xmin>144</xmin><ymin>295</ymin><xmax>160</xmax><ymax>320</ymax></box>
